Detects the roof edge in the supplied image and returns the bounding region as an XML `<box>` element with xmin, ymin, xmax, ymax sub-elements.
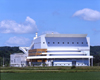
<box><xmin>45</xmin><ymin>34</ymin><xmax>87</xmax><ymax>37</ymax></box>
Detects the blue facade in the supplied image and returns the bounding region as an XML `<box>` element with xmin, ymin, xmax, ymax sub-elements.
<box><xmin>45</xmin><ymin>37</ymin><xmax>88</xmax><ymax>47</ymax></box>
<box><xmin>53</xmin><ymin>59</ymin><xmax>89</xmax><ymax>66</ymax></box>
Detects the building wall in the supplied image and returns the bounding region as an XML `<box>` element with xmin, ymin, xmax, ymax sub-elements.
<box><xmin>10</xmin><ymin>53</ymin><xmax>27</xmax><ymax>67</ymax></box>
<box><xmin>45</xmin><ymin>37</ymin><xmax>88</xmax><ymax>47</ymax></box>
<box><xmin>46</xmin><ymin>50</ymin><xmax>89</xmax><ymax>56</ymax></box>
<box><xmin>81</xmin><ymin>51</ymin><xmax>90</xmax><ymax>56</ymax></box>
<box><xmin>34</xmin><ymin>36</ymin><xmax>90</xmax><ymax>49</ymax></box>
<box><xmin>53</xmin><ymin>59</ymin><xmax>89</xmax><ymax>66</ymax></box>
<box><xmin>41</xmin><ymin>35</ymin><xmax>48</xmax><ymax>49</ymax></box>
<box><xmin>33</xmin><ymin>37</ymin><xmax>41</xmax><ymax>49</ymax></box>
<box><xmin>50</xmin><ymin>54</ymin><xmax>85</xmax><ymax>56</ymax></box>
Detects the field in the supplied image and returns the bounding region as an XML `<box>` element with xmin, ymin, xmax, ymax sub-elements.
<box><xmin>1</xmin><ymin>66</ymin><xmax>100</xmax><ymax>80</ymax></box>
<box><xmin>1</xmin><ymin>72</ymin><xmax>100</xmax><ymax>80</ymax></box>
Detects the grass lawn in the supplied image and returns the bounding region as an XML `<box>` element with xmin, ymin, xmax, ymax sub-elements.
<box><xmin>1</xmin><ymin>72</ymin><xmax>100</xmax><ymax>80</ymax></box>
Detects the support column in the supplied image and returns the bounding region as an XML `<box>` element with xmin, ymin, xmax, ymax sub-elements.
<box><xmin>42</xmin><ymin>59</ymin><xmax>43</xmax><ymax>67</ymax></box>
<box><xmin>91</xmin><ymin>58</ymin><xmax>93</xmax><ymax>66</ymax></box>
<box><xmin>29</xmin><ymin>62</ymin><xmax>32</xmax><ymax>66</ymax></box>
<box><xmin>88</xmin><ymin>58</ymin><xmax>90</xmax><ymax>66</ymax></box>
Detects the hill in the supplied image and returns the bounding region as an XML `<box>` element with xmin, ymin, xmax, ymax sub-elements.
<box><xmin>90</xmin><ymin>46</ymin><xmax>100</xmax><ymax>65</ymax></box>
<box><xmin>0</xmin><ymin>46</ymin><xmax>22</xmax><ymax>66</ymax></box>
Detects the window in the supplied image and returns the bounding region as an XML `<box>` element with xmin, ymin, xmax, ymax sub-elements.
<box><xmin>77</xmin><ymin>42</ymin><xmax>79</xmax><ymax>44</ymax></box>
<box><xmin>58</xmin><ymin>42</ymin><xmax>59</xmax><ymax>44</ymax></box>
<box><xmin>48</xmin><ymin>42</ymin><xmax>50</xmax><ymax>44</ymax></box>
<box><xmin>38</xmin><ymin>51</ymin><xmax>41</xmax><ymax>53</ymax></box>
<box><xmin>42</xmin><ymin>51</ymin><xmax>45</xmax><ymax>53</ymax></box>
<box><xmin>63</xmin><ymin>42</ymin><xmax>64</xmax><ymax>44</ymax></box>
<box><xmin>53</xmin><ymin>42</ymin><xmax>55</xmax><ymax>44</ymax></box>
<box><xmin>82</xmin><ymin>42</ymin><xmax>83</xmax><ymax>44</ymax></box>
<box><xmin>72</xmin><ymin>42</ymin><xmax>74</xmax><ymax>44</ymax></box>
<box><xmin>43</xmin><ymin>42</ymin><xmax>45</xmax><ymax>44</ymax></box>
<box><xmin>67</xmin><ymin>42</ymin><xmax>69</xmax><ymax>44</ymax></box>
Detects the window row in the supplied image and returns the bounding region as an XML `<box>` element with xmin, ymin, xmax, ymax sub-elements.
<box><xmin>43</xmin><ymin>42</ymin><xmax>88</xmax><ymax>44</ymax></box>
<box><xmin>55</xmin><ymin>63</ymin><xmax>88</xmax><ymax>66</ymax></box>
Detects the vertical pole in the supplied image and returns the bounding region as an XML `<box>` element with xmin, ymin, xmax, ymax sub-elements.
<box><xmin>91</xmin><ymin>58</ymin><xmax>93</xmax><ymax>66</ymax></box>
<box><xmin>3</xmin><ymin>57</ymin><xmax>4</xmax><ymax>67</ymax></box>
<box><xmin>42</xmin><ymin>59</ymin><xmax>43</xmax><ymax>67</ymax></box>
<box><xmin>88</xmin><ymin>58</ymin><xmax>90</xmax><ymax>66</ymax></box>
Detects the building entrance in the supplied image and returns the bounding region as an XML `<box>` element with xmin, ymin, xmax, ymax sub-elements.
<box><xmin>72</xmin><ymin>61</ymin><xmax>76</xmax><ymax>66</ymax></box>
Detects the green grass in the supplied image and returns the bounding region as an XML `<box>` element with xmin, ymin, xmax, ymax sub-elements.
<box><xmin>1</xmin><ymin>66</ymin><xmax>100</xmax><ymax>70</ymax></box>
<box><xmin>1</xmin><ymin>72</ymin><xmax>100</xmax><ymax>80</ymax></box>
<box><xmin>1</xmin><ymin>67</ymin><xmax>100</xmax><ymax>80</ymax></box>
<box><xmin>1</xmin><ymin>66</ymin><xmax>100</xmax><ymax>73</ymax></box>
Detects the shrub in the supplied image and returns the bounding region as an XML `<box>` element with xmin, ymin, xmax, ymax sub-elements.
<box><xmin>71</xmin><ymin>66</ymin><xmax>76</xmax><ymax>69</ymax></box>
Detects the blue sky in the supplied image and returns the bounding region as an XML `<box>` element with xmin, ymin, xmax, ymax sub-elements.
<box><xmin>0</xmin><ymin>0</ymin><xmax>100</xmax><ymax>47</ymax></box>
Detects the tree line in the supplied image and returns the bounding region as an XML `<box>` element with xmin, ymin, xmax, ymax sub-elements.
<box><xmin>90</xmin><ymin>46</ymin><xmax>100</xmax><ymax>65</ymax></box>
<box><xmin>0</xmin><ymin>46</ymin><xmax>22</xmax><ymax>66</ymax></box>
<box><xmin>0</xmin><ymin>46</ymin><xmax>100</xmax><ymax>66</ymax></box>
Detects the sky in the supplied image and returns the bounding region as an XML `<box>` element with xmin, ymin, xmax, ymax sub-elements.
<box><xmin>0</xmin><ymin>0</ymin><xmax>100</xmax><ymax>47</ymax></box>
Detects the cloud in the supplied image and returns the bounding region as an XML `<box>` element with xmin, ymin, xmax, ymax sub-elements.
<box><xmin>5</xmin><ymin>36</ymin><xmax>30</xmax><ymax>46</ymax></box>
<box><xmin>0</xmin><ymin>16</ymin><xmax>38</xmax><ymax>33</ymax></box>
<box><xmin>73</xmin><ymin>8</ymin><xmax>100</xmax><ymax>21</ymax></box>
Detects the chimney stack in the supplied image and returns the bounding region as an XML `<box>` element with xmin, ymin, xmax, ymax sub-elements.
<box><xmin>33</xmin><ymin>32</ymin><xmax>38</xmax><ymax>40</ymax></box>
<box><xmin>36</xmin><ymin>32</ymin><xmax>38</xmax><ymax>38</ymax></box>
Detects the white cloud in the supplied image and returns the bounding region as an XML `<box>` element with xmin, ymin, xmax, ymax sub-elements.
<box><xmin>73</xmin><ymin>8</ymin><xmax>100</xmax><ymax>21</ymax></box>
<box><xmin>0</xmin><ymin>16</ymin><xmax>38</xmax><ymax>33</ymax></box>
<box><xmin>5</xmin><ymin>36</ymin><xmax>30</xmax><ymax>46</ymax></box>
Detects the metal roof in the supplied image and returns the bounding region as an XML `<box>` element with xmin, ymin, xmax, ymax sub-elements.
<box><xmin>45</xmin><ymin>34</ymin><xmax>87</xmax><ymax>37</ymax></box>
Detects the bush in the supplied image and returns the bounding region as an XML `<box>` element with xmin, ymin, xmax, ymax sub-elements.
<box><xmin>71</xmin><ymin>66</ymin><xmax>76</xmax><ymax>69</ymax></box>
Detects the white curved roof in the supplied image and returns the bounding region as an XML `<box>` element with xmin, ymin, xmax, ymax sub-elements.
<box><xmin>46</xmin><ymin>34</ymin><xmax>87</xmax><ymax>37</ymax></box>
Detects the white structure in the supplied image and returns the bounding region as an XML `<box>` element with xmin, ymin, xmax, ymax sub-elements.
<box><xmin>10</xmin><ymin>33</ymin><xmax>93</xmax><ymax>67</ymax></box>
<box><xmin>10</xmin><ymin>53</ymin><xmax>27</xmax><ymax>67</ymax></box>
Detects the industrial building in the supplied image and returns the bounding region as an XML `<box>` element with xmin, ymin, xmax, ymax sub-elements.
<box><xmin>10</xmin><ymin>33</ymin><xmax>93</xmax><ymax>67</ymax></box>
